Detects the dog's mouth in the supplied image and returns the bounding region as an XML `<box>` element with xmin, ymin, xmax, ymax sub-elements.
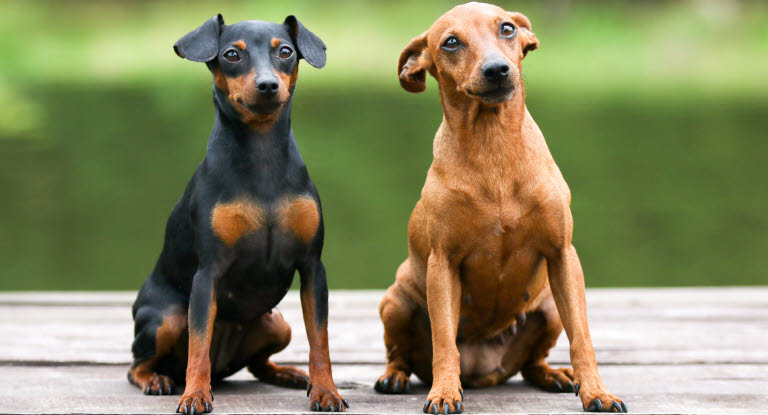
<box><xmin>245</xmin><ymin>99</ymin><xmax>284</xmax><ymax>115</ymax></box>
<box><xmin>468</xmin><ymin>86</ymin><xmax>515</xmax><ymax>104</ymax></box>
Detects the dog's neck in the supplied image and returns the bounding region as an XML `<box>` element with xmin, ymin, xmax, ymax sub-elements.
<box><xmin>435</xmin><ymin>85</ymin><xmax>528</xmax><ymax>164</ymax></box>
<box><xmin>204</xmin><ymin>96</ymin><xmax>299</xmax><ymax>176</ymax></box>
<box><xmin>210</xmin><ymin>96</ymin><xmax>294</xmax><ymax>149</ymax></box>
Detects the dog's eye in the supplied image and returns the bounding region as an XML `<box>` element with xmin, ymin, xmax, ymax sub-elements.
<box><xmin>278</xmin><ymin>46</ymin><xmax>293</xmax><ymax>59</ymax></box>
<box><xmin>500</xmin><ymin>22</ymin><xmax>516</xmax><ymax>38</ymax></box>
<box><xmin>223</xmin><ymin>50</ymin><xmax>240</xmax><ymax>62</ymax></box>
<box><xmin>441</xmin><ymin>36</ymin><xmax>461</xmax><ymax>51</ymax></box>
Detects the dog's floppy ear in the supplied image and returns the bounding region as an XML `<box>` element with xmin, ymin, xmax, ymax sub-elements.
<box><xmin>283</xmin><ymin>16</ymin><xmax>327</xmax><ymax>69</ymax></box>
<box><xmin>174</xmin><ymin>14</ymin><xmax>224</xmax><ymax>62</ymax></box>
<box><xmin>397</xmin><ymin>31</ymin><xmax>431</xmax><ymax>93</ymax></box>
<box><xmin>508</xmin><ymin>12</ymin><xmax>539</xmax><ymax>58</ymax></box>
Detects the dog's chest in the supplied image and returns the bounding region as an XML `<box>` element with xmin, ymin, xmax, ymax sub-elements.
<box><xmin>210</xmin><ymin>195</ymin><xmax>320</xmax><ymax>248</ymax></box>
<box><xmin>469</xmin><ymin>189</ymin><xmax>541</xmax><ymax>240</ymax></box>
<box><xmin>210</xmin><ymin>195</ymin><xmax>319</xmax><ymax>318</ymax></box>
<box><xmin>455</xmin><ymin>194</ymin><xmax>550</xmax><ymax>331</ymax></box>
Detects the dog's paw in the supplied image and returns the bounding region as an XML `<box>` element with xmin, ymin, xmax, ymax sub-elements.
<box><xmin>127</xmin><ymin>370</ymin><xmax>175</xmax><ymax>396</ymax></box>
<box><xmin>176</xmin><ymin>385</ymin><xmax>213</xmax><ymax>414</ymax></box>
<box><xmin>250</xmin><ymin>361</ymin><xmax>309</xmax><ymax>389</ymax></box>
<box><xmin>308</xmin><ymin>383</ymin><xmax>347</xmax><ymax>412</ymax></box>
<box><xmin>423</xmin><ymin>380</ymin><xmax>463</xmax><ymax>414</ymax></box>
<box><xmin>522</xmin><ymin>364</ymin><xmax>575</xmax><ymax>393</ymax></box>
<box><xmin>575</xmin><ymin>384</ymin><xmax>627</xmax><ymax>413</ymax></box>
<box><xmin>374</xmin><ymin>369</ymin><xmax>411</xmax><ymax>394</ymax></box>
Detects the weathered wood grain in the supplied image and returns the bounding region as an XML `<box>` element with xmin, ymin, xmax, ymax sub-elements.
<box><xmin>1</xmin><ymin>288</ymin><xmax>766</xmax><ymax>365</ymax></box>
<box><xmin>1</xmin><ymin>363</ymin><xmax>766</xmax><ymax>414</ymax></box>
<box><xmin>0</xmin><ymin>288</ymin><xmax>766</xmax><ymax>414</ymax></box>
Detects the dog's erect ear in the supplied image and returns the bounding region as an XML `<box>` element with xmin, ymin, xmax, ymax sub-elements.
<box><xmin>174</xmin><ymin>14</ymin><xmax>224</xmax><ymax>62</ymax></box>
<box><xmin>508</xmin><ymin>12</ymin><xmax>539</xmax><ymax>58</ymax></box>
<box><xmin>283</xmin><ymin>16</ymin><xmax>327</xmax><ymax>69</ymax></box>
<box><xmin>397</xmin><ymin>32</ymin><xmax>431</xmax><ymax>93</ymax></box>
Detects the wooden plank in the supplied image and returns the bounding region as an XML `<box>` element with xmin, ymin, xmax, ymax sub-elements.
<box><xmin>0</xmin><ymin>363</ymin><xmax>765</xmax><ymax>414</ymax></box>
<box><xmin>1</xmin><ymin>288</ymin><xmax>767</xmax><ymax>366</ymax></box>
<box><xmin>2</xmin><ymin>287</ymin><xmax>767</xmax><ymax>307</ymax></box>
<box><xmin>1</xmin><ymin>288</ymin><xmax>767</xmax><ymax>414</ymax></box>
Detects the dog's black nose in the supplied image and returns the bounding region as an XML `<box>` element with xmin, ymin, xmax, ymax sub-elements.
<box><xmin>256</xmin><ymin>79</ymin><xmax>279</xmax><ymax>97</ymax></box>
<box><xmin>482</xmin><ymin>60</ymin><xmax>510</xmax><ymax>82</ymax></box>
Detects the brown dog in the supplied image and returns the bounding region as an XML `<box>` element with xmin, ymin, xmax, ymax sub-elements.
<box><xmin>374</xmin><ymin>3</ymin><xmax>626</xmax><ymax>414</ymax></box>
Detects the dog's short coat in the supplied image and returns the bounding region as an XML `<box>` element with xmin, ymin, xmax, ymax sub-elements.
<box><xmin>374</xmin><ymin>3</ymin><xmax>627</xmax><ymax>414</ymax></box>
<box><xmin>128</xmin><ymin>14</ymin><xmax>347</xmax><ymax>413</ymax></box>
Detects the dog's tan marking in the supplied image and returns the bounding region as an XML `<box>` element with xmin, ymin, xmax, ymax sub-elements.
<box><xmin>155</xmin><ymin>311</ymin><xmax>187</xmax><ymax>354</ymax></box>
<box><xmin>233</xmin><ymin>40</ymin><xmax>246</xmax><ymax>50</ymax></box>
<box><xmin>128</xmin><ymin>309</ymin><xmax>187</xmax><ymax>393</ymax></box>
<box><xmin>177</xmin><ymin>289</ymin><xmax>217</xmax><ymax>413</ymax></box>
<box><xmin>270</xmin><ymin>37</ymin><xmax>281</xmax><ymax>48</ymax></box>
<box><xmin>211</xmin><ymin>66</ymin><xmax>285</xmax><ymax>133</ymax></box>
<box><xmin>212</xmin><ymin>66</ymin><xmax>229</xmax><ymax>92</ymax></box>
<box><xmin>211</xmin><ymin>198</ymin><xmax>264</xmax><ymax>246</ymax></box>
<box><xmin>278</xmin><ymin>196</ymin><xmax>319</xmax><ymax>243</ymax></box>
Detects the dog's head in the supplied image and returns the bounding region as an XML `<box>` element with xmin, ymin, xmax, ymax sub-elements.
<box><xmin>398</xmin><ymin>2</ymin><xmax>538</xmax><ymax>105</ymax></box>
<box><xmin>174</xmin><ymin>15</ymin><xmax>326</xmax><ymax>130</ymax></box>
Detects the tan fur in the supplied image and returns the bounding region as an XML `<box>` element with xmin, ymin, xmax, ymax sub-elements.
<box><xmin>270</xmin><ymin>37</ymin><xmax>281</xmax><ymax>48</ymax></box>
<box><xmin>300</xmin><ymin>279</ymin><xmax>339</xmax><ymax>410</ymax></box>
<box><xmin>379</xmin><ymin>2</ymin><xmax>623</xmax><ymax>412</ymax></box>
<box><xmin>155</xmin><ymin>311</ymin><xmax>188</xmax><ymax>355</ymax></box>
<box><xmin>233</xmin><ymin>40</ymin><xmax>247</xmax><ymax>50</ymax></box>
<box><xmin>245</xmin><ymin>312</ymin><xmax>301</xmax><ymax>387</ymax></box>
<box><xmin>211</xmin><ymin>63</ymin><xmax>295</xmax><ymax>133</ymax></box>
<box><xmin>278</xmin><ymin>196</ymin><xmax>320</xmax><ymax>243</ymax></box>
<box><xmin>128</xmin><ymin>309</ymin><xmax>187</xmax><ymax>393</ymax></box>
<box><xmin>177</xmin><ymin>290</ymin><xmax>217</xmax><ymax>413</ymax></box>
<box><xmin>211</xmin><ymin>198</ymin><xmax>265</xmax><ymax>246</ymax></box>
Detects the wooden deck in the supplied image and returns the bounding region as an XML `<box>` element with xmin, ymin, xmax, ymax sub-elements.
<box><xmin>1</xmin><ymin>288</ymin><xmax>766</xmax><ymax>414</ymax></box>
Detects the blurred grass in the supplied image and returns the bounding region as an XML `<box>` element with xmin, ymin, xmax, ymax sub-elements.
<box><xmin>0</xmin><ymin>0</ymin><xmax>767</xmax><ymax>290</ymax></box>
<box><xmin>1</xmin><ymin>0</ymin><xmax>767</xmax><ymax>92</ymax></box>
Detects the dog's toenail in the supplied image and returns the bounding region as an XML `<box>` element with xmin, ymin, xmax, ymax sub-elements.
<box><xmin>552</xmin><ymin>380</ymin><xmax>563</xmax><ymax>392</ymax></box>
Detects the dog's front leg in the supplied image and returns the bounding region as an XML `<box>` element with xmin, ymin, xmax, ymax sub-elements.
<box><xmin>424</xmin><ymin>251</ymin><xmax>464</xmax><ymax>414</ymax></box>
<box><xmin>176</xmin><ymin>263</ymin><xmax>225</xmax><ymax>414</ymax></box>
<box><xmin>299</xmin><ymin>259</ymin><xmax>347</xmax><ymax>412</ymax></box>
<box><xmin>547</xmin><ymin>244</ymin><xmax>627</xmax><ymax>413</ymax></box>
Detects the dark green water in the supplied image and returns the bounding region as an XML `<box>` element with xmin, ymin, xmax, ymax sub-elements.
<box><xmin>1</xmin><ymin>84</ymin><xmax>766</xmax><ymax>290</ymax></box>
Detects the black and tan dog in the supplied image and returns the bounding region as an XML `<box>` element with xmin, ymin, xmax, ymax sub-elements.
<box><xmin>374</xmin><ymin>3</ymin><xmax>627</xmax><ymax>414</ymax></box>
<box><xmin>128</xmin><ymin>14</ymin><xmax>347</xmax><ymax>414</ymax></box>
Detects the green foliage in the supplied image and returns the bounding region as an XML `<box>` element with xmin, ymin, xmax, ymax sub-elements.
<box><xmin>0</xmin><ymin>1</ymin><xmax>766</xmax><ymax>289</ymax></box>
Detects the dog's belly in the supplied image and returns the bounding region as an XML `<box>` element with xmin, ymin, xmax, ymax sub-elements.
<box><xmin>456</xmin><ymin>219</ymin><xmax>550</xmax><ymax>339</ymax></box>
<box><xmin>214</xmin><ymin>228</ymin><xmax>303</xmax><ymax>320</ymax></box>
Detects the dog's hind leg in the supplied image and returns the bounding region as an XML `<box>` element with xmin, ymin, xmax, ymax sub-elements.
<box><xmin>129</xmin><ymin>300</ymin><xmax>188</xmax><ymax>395</ymax></box>
<box><xmin>245</xmin><ymin>310</ymin><xmax>309</xmax><ymax>389</ymax></box>
<box><xmin>519</xmin><ymin>291</ymin><xmax>575</xmax><ymax>393</ymax></box>
<box><xmin>374</xmin><ymin>261</ymin><xmax>428</xmax><ymax>394</ymax></box>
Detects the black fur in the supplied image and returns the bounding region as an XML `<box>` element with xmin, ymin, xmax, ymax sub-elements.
<box><xmin>131</xmin><ymin>14</ymin><xmax>329</xmax><ymax>379</ymax></box>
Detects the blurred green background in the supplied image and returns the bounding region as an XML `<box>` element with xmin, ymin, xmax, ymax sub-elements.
<box><xmin>0</xmin><ymin>0</ymin><xmax>766</xmax><ymax>290</ymax></box>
